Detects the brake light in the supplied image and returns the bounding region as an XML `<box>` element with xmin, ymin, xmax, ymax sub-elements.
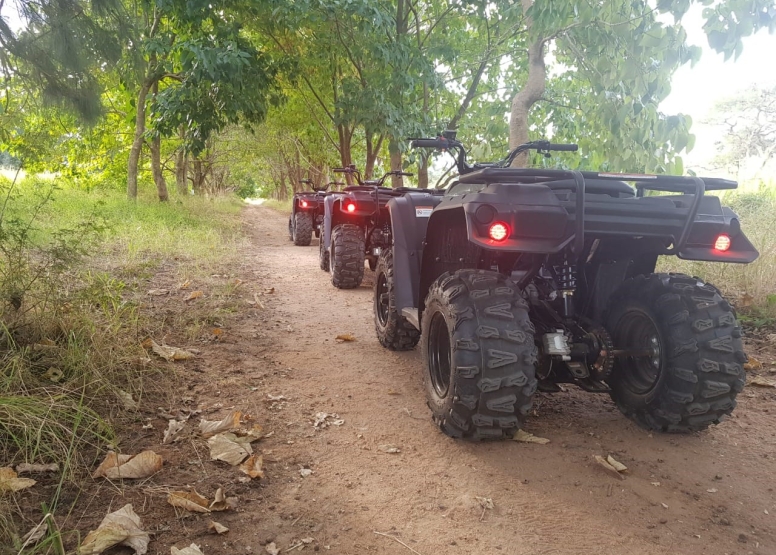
<box><xmin>714</xmin><ymin>234</ymin><xmax>731</xmax><ymax>252</ymax></box>
<box><xmin>346</xmin><ymin>202</ymin><xmax>356</xmax><ymax>213</ymax></box>
<box><xmin>488</xmin><ymin>222</ymin><xmax>509</xmax><ymax>242</ymax></box>
<box><xmin>301</xmin><ymin>200</ymin><xmax>308</xmax><ymax>208</ymax></box>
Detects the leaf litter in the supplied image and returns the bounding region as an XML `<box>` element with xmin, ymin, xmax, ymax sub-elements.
<box><xmin>163</xmin><ymin>419</ymin><xmax>187</xmax><ymax>444</ymax></box>
<box><xmin>92</xmin><ymin>451</ymin><xmax>163</xmax><ymax>480</ymax></box>
<box><xmin>208</xmin><ymin>521</ymin><xmax>229</xmax><ymax>535</ymax></box>
<box><xmin>240</xmin><ymin>455</ymin><xmax>265</xmax><ymax>479</ymax></box>
<box><xmin>0</xmin><ymin>467</ymin><xmax>36</xmax><ymax>492</ymax></box>
<box><xmin>593</xmin><ymin>455</ymin><xmax>627</xmax><ymax>480</ymax></box>
<box><xmin>79</xmin><ymin>504</ymin><xmax>149</xmax><ymax>555</ymax></box>
<box><xmin>167</xmin><ymin>490</ymin><xmax>211</xmax><ymax>513</ymax></box>
<box><xmin>313</xmin><ymin>412</ymin><xmax>344</xmax><ymax>428</ymax></box>
<box><xmin>171</xmin><ymin>544</ymin><xmax>204</xmax><ymax>555</ymax></box>
<box><xmin>142</xmin><ymin>338</ymin><xmax>195</xmax><ymax>362</ymax></box>
<box><xmin>199</xmin><ymin>410</ymin><xmax>242</xmax><ymax>438</ymax></box>
<box><xmin>512</xmin><ymin>429</ymin><xmax>550</xmax><ymax>444</ymax></box>
<box><xmin>16</xmin><ymin>462</ymin><xmax>58</xmax><ymax>474</ymax></box>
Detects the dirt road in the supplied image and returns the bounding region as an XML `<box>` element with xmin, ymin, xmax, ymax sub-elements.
<box><xmin>120</xmin><ymin>205</ymin><xmax>776</xmax><ymax>555</ymax></box>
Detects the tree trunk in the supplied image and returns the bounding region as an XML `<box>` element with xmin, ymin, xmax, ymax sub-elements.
<box><xmin>365</xmin><ymin>133</ymin><xmax>384</xmax><ymax>179</ymax></box>
<box><xmin>389</xmin><ymin>138</ymin><xmax>403</xmax><ymax>188</ymax></box>
<box><xmin>149</xmin><ymin>84</ymin><xmax>168</xmax><ymax>201</ymax></box>
<box><xmin>338</xmin><ymin>124</ymin><xmax>354</xmax><ymax>185</ymax></box>
<box><xmin>508</xmin><ymin>0</ymin><xmax>546</xmax><ymax>167</ymax></box>
<box><xmin>127</xmin><ymin>80</ymin><xmax>152</xmax><ymax>200</ymax></box>
<box><xmin>175</xmin><ymin>126</ymin><xmax>188</xmax><ymax>196</ymax></box>
<box><xmin>417</xmin><ymin>154</ymin><xmax>429</xmax><ymax>188</ymax></box>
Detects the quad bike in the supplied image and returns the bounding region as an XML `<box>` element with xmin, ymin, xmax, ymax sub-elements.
<box><xmin>373</xmin><ymin>134</ymin><xmax>758</xmax><ymax>440</ymax></box>
<box><xmin>319</xmin><ymin>167</ymin><xmax>444</xmax><ymax>287</ymax></box>
<box><xmin>287</xmin><ymin>179</ymin><xmax>343</xmax><ymax>246</ymax></box>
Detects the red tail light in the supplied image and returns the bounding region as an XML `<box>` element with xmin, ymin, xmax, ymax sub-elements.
<box><xmin>714</xmin><ymin>234</ymin><xmax>731</xmax><ymax>252</ymax></box>
<box><xmin>301</xmin><ymin>200</ymin><xmax>308</xmax><ymax>208</ymax></box>
<box><xmin>346</xmin><ymin>202</ymin><xmax>356</xmax><ymax>213</ymax></box>
<box><xmin>488</xmin><ymin>222</ymin><xmax>509</xmax><ymax>241</ymax></box>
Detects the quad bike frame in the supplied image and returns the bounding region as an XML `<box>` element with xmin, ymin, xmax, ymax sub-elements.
<box><xmin>374</xmin><ymin>136</ymin><xmax>758</xmax><ymax>440</ymax></box>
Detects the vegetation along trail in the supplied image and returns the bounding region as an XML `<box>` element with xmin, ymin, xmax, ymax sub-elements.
<box><xmin>168</xmin><ymin>204</ymin><xmax>774</xmax><ymax>555</ymax></box>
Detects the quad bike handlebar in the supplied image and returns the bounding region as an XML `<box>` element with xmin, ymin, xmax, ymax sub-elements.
<box><xmin>331</xmin><ymin>167</ymin><xmax>413</xmax><ymax>188</ymax></box>
<box><xmin>409</xmin><ymin>135</ymin><xmax>577</xmax><ymax>175</ymax></box>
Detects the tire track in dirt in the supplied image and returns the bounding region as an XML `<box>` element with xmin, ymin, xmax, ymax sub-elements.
<box><xmin>219</xmin><ymin>205</ymin><xmax>775</xmax><ymax>555</ymax></box>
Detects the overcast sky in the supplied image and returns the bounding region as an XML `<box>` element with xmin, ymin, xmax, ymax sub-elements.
<box><xmin>659</xmin><ymin>5</ymin><xmax>776</xmax><ymax>174</ymax></box>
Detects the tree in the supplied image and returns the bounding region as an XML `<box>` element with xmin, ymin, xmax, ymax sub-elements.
<box><xmin>123</xmin><ymin>0</ymin><xmax>286</xmax><ymax>200</ymax></box>
<box><xmin>705</xmin><ymin>85</ymin><xmax>776</xmax><ymax>179</ymax></box>
<box><xmin>506</xmin><ymin>0</ymin><xmax>776</xmax><ymax>171</ymax></box>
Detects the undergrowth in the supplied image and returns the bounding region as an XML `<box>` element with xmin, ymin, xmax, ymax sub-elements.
<box><xmin>0</xmin><ymin>174</ymin><xmax>244</xmax><ymax>552</ymax></box>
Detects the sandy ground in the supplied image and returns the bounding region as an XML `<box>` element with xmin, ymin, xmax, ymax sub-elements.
<box><xmin>46</xmin><ymin>204</ymin><xmax>776</xmax><ymax>555</ymax></box>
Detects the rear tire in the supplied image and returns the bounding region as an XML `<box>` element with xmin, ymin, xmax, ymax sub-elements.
<box><xmin>319</xmin><ymin>236</ymin><xmax>330</xmax><ymax>271</ymax></box>
<box><xmin>329</xmin><ymin>224</ymin><xmax>365</xmax><ymax>289</ymax></box>
<box><xmin>293</xmin><ymin>212</ymin><xmax>313</xmax><ymax>246</ymax></box>
<box><xmin>421</xmin><ymin>270</ymin><xmax>537</xmax><ymax>440</ymax></box>
<box><xmin>374</xmin><ymin>249</ymin><xmax>419</xmax><ymax>350</ymax></box>
<box><xmin>605</xmin><ymin>273</ymin><xmax>746</xmax><ymax>433</ymax></box>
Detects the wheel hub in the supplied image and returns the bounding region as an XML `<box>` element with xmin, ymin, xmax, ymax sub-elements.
<box><xmin>375</xmin><ymin>273</ymin><xmax>390</xmax><ymax>327</ymax></box>
<box><xmin>427</xmin><ymin>312</ymin><xmax>452</xmax><ymax>398</ymax></box>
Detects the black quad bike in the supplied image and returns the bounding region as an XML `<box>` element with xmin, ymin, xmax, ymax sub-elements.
<box><xmin>319</xmin><ymin>166</ymin><xmax>444</xmax><ymax>288</ymax></box>
<box><xmin>288</xmin><ymin>179</ymin><xmax>342</xmax><ymax>246</ymax></box>
<box><xmin>373</xmin><ymin>135</ymin><xmax>758</xmax><ymax>440</ymax></box>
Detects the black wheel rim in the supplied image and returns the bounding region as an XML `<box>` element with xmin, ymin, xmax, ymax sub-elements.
<box><xmin>375</xmin><ymin>271</ymin><xmax>390</xmax><ymax>327</ymax></box>
<box><xmin>614</xmin><ymin>309</ymin><xmax>663</xmax><ymax>394</ymax></box>
<box><xmin>428</xmin><ymin>311</ymin><xmax>452</xmax><ymax>398</ymax></box>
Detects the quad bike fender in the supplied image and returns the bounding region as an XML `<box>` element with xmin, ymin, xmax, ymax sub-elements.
<box><xmin>321</xmin><ymin>195</ymin><xmax>340</xmax><ymax>251</ymax></box>
<box><xmin>387</xmin><ymin>194</ymin><xmax>442</xmax><ymax>314</ymax></box>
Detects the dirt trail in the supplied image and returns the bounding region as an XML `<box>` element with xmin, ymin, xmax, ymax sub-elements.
<box><xmin>131</xmin><ymin>205</ymin><xmax>776</xmax><ymax>555</ymax></box>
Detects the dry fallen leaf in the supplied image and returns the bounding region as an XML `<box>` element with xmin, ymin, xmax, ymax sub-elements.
<box><xmin>170</xmin><ymin>544</ymin><xmax>204</xmax><ymax>555</ymax></box>
<box><xmin>208</xmin><ymin>521</ymin><xmax>229</xmax><ymax>535</ymax></box>
<box><xmin>235</xmin><ymin>424</ymin><xmax>266</xmax><ymax>442</ymax></box>
<box><xmin>148</xmin><ymin>289</ymin><xmax>169</xmax><ymax>296</ymax></box>
<box><xmin>264</xmin><ymin>287</ymin><xmax>275</xmax><ymax>295</ymax></box>
<box><xmin>606</xmin><ymin>455</ymin><xmax>628</xmax><ymax>473</ymax></box>
<box><xmin>117</xmin><ymin>390</ymin><xmax>137</xmax><ymax>410</ymax></box>
<box><xmin>42</xmin><ymin>367</ymin><xmax>64</xmax><ymax>383</ymax></box>
<box><xmin>378</xmin><ymin>444</ymin><xmax>401</xmax><ymax>454</ymax></box>
<box><xmin>179</xmin><ymin>279</ymin><xmax>191</xmax><ymax>289</ymax></box>
<box><xmin>0</xmin><ymin>467</ymin><xmax>36</xmax><ymax>492</ymax></box>
<box><xmin>21</xmin><ymin>521</ymin><xmax>48</xmax><ymax>546</ymax></box>
<box><xmin>239</xmin><ymin>455</ymin><xmax>264</xmax><ymax>479</ymax></box>
<box><xmin>207</xmin><ymin>433</ymin><xmax>252</xmax><ymax>465</ymax></box>
<box><xmin>16</xmin><ymin>463</ymin><xmax>59</xmax><ymax>474</ymax></box>
<box><xmin>707</xmin><ymin>488</ymin><xmax>718</xmax><ymax>493</ymax></box>
<box><xmin>513</xmin><ymin>429</ymin><xmax>550</xmax><ymax>444</ymax></box>
<box><xmin>209</xmin><ymin>488</ymin><xmax>231</xmax><ymax>512</ymax></box>
<box><xmin>265</xmin><ymin>542</ymin><xmax>280</xmax><ymax>555</ymax></box>
<box><xmin>142</xmin><ymin>338</ymin><xmax>195</xmax><ymax>362</ymax></box>
<box><xmin>92</xmin><ymin>451</ymin><xmax>163</xmax><ymax>480</ymax></box>
<box><xmin>299</xmin><ymin>468</ymin><xmax>313</xmax><ymax>477</ymax></box>
<box><xmin>738</xmin><ymin>293</ymin><xmax>754</xmax><ymax>307</ymax></box>
<box><xmin>79</xmin><ymin>504</ymin><xmax>149</xmax><ymax>555</ymax></box>
<box><xmin>594</xmin><ymin>455</ymin><xmax>626</xmax><ymax>480</ymax></box>
<box><xmin>184</xmin><ymin>291</ymin><xmax>204</xmax><ymax>302</ymax></box>
<box><xmin>199</xmin><ymin>411</ymin><xmax>242</xmax><ymax>438</ymax></box>
<box><xmin>163</xmin><ymin>419</ymin><xmax>186</xmax><ymax>444</ymax></box>
<box><xmin>211</xmin><ymin>328</ymin><xmax>223</xmax><ymax>338</ymax></box>
<box><xmin>167</xmin><ymin>490</ymin><xmax>210</xmax><ymax>513</ymax></box>
<box><xmin>744</xmin><ymin>357</ymin><xmax>763</xmax><ymax>371</ymax></box>
<box><xmin>749</xmin><ymin>376</ymin><xmax>776</xmax><ymax>388</ymax></box>
<box><xmin>335</xmin><ymin>333</ymin><xmax>356</xmax><ymax>342</ymax></box>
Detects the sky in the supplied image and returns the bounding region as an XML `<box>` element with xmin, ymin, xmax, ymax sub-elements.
<box><xmin>659</xmin><ymin>5</ymin><xmax>776</xmax><ymax>176</ymax></box>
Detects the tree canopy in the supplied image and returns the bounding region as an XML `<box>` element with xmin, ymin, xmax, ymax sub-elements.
<box><xmin>1</xmin><ymin>0</ymin><xmax>774</xmax><ymax>199</ymax></box>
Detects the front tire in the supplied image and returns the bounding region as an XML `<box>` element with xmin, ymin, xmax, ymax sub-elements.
<box><xmin>329</xmin><ymin>224</ymin><xmax>365</xmax><ymax>289</ymax></box>
<box><xmin>374</xmin><ymin>249</ymin><xmax>419</xmax><ymax>350</ymax></box>
<box><xmin>293</xmin><ymin>212</ymin><xmax>313</xmax><ymax>246</ymax></box>
<box><xmin>605</xmin><ymin>273</ymin><xmax>746</xmax><ymax>433</ymax></box>
<box><xmin>421</xmin><ymin>270</ymin><xmax>537</xmax><ymax>441</ymax></box>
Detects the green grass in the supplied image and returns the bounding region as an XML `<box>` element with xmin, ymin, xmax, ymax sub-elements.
<box><xmin>0</xmin><ymin>176</ymin><xmax>247</xmax><ymax>550</ymax></box>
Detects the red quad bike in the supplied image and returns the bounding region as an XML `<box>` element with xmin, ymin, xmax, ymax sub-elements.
<box><xmin>374</xmin><ymin>133</ymin><xmax>758</xmax><ymax>440</ymax></box>
<box><xmin>288</xmin><ymin>179</ymin><xmax>342</xmax><ymax>246</ymax></box>
<box><xmin>320</xmin><ymin>167</ymin><xmax>445</xmax><ymax>288</ymax></box>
